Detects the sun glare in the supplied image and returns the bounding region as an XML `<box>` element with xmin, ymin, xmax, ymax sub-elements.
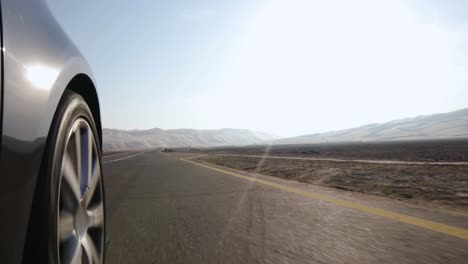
<box><xmin>26</xmin><ymin>64</ymin><xmax>59</xmax><ymax>90</ymax></box>
<box><xmin>203</xmin><ymin>0</ymin><xmax>463</xmax><ymax>136</ymax></box>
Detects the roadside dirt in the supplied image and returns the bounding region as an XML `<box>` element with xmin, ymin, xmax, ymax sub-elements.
<box><xmin>195</xmin><ymin>155</ymin><xmax>468</xmax><ymax>212</ymax></box>
<box><xmin>181</xmin><ymin>139</ymin><xmax>468</xmax><ymax>162</ymax></box>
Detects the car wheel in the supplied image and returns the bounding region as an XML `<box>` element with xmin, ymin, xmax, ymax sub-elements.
<box><xmin>24</xmin><ymin>90</ymin><xmax>105</xmax><ymax>264</ymax></box>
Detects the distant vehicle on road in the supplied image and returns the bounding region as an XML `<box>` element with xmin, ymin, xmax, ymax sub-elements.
<box><xmin>0</xmin><ymin>1</ymin><xmax>105</xmax><ymax>263</ymax></box>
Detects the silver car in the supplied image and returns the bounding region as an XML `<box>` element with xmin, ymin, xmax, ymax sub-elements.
<box><xmin>0</xmin><ymin>0</ymin><xmax>105</xmax><ymax>263</ymax></box>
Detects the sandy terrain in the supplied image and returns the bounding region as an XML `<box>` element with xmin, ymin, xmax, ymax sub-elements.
<box><xmin>195</xmin><ymin>155</ymin><xmax>468</xmax><ymax>212</ymax></box>
<box><xmin>181</xmin><ymin>139</ymin><xmax>468</xmax><ymax>162</ymax></box>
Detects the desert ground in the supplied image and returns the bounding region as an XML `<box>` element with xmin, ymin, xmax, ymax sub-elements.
<box><xmin>173</xmin><ymin>139</ymin><xmax>468</xmax><ymax>212</ymax></box>
<box><xmin>181</xmin><ymin>139</ymin><xmax>468</xmax><ymax>162</ymax></box>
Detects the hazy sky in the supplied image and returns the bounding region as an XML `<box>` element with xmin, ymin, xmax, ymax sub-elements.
<box><xmin>48</xmin><ymin>0</ymin><xmax>468</xmax><ymax>137</ymax></box>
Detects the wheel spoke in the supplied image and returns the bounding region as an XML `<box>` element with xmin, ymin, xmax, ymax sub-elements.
<box><xmin>83</xmin><ymin>158</ymin><xmax>100</xmax><ymax>207</ymax></box>
<box><xmin>70</xmin><ymin>244</ymin><xmax>83</xmax><ymax>264</ymax></box>
<box><xmin>62</xmin><ymin>238</ymin><xmax>82</xmax><ymax>264</ymax></box>
<box><xmin>62</xmin><ymin>152</ymin><xmax>81</xmax><ymax>205</ymax></box>
<box><xmin>59</xmin><ymin>211</ymin><xmax>75</xmax><ymax>242</ymax></box>
<box><xmin>82</xmin><ymin>233</ymin><xmax>100</xmax><ymax>264</ymax></box>
<box><xmin>74</xmin><ymin>126</ymin><xmax>83</xmax><ymax>196</ymax></box>
<box><xmin>88</xmin><ymin>203</ymin><xmax>104</xmax><ymax>228</ymax></box>
<box><xmin>81</xmin><ymin>125</ymin><xmax>93</xmax><ymax>191</ymax></box>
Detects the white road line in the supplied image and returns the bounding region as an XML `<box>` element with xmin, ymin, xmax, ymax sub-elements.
<box><xmin>103</xmin><ymin>151</ymin><xmax>146</xmax><ymax>164</ymax></box>
<box><xmin>102</xmin><ymin>151</ymin><xmax>130</xmax><ymax>158</ymax></box>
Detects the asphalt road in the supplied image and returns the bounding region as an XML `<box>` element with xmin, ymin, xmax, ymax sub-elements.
<box><xmin>103</xmin><ymin>150</ymin><xmax>468</xmax><ymax>264</ymax></box>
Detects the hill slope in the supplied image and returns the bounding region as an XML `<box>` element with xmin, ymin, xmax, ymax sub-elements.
<box><xmin>103</xmin><ymin>128</ymin><xmax>275</xmax><ymax>150</ymax></box>
<box><xmin>275</xmin><ymin>108</ymin><xmax>468</xmax><ymax>144</ymax></box>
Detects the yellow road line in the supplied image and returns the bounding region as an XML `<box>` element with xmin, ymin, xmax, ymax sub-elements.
<box><xmin>182</xmin><ymin>158</ymin><xmax>468</xmax><ymax>241</ymax></box>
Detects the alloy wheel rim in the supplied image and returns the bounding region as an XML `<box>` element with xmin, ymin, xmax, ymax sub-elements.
<box><xmin>58</xmin><ymin>118</ymin><xmax>104</xmax><ymax>264</ymax></box>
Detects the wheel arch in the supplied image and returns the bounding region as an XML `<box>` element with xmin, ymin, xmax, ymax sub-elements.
<box><xmin>64</xmin><ymin>74</ymin><xmax>103</xmax><ymax>149</ymax></box>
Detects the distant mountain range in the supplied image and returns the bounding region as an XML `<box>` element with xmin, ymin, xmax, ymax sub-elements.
<box><xmin>103</xmin><ymin>108</ymin><xmax>468</xmax><ymax>150</ymax></box>
<box><xmin>102</xmin><ymin>128</ymin><xmax>275</xmax><ymax>151</ymax></box>
<box><xmin>275</xmin><ymin>108</ymin><xmax>468</xmax><ymax>144</ymax></box>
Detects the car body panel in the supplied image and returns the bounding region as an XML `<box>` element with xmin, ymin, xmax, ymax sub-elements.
<box><xmin>0</xmin><ymin>0</ymin><xmax>99</xmax><ymax>262</ymax></box>
<box><xmin>0</xmin><ymin>1</ymin><xmax>3</xmax><ymax>142</ymax></box>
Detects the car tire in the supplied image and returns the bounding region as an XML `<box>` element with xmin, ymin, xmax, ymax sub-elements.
<box><xmin>23</xmin><ymin>90</ymin><xmax>105</xmax><ymax>264</ymax></box>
